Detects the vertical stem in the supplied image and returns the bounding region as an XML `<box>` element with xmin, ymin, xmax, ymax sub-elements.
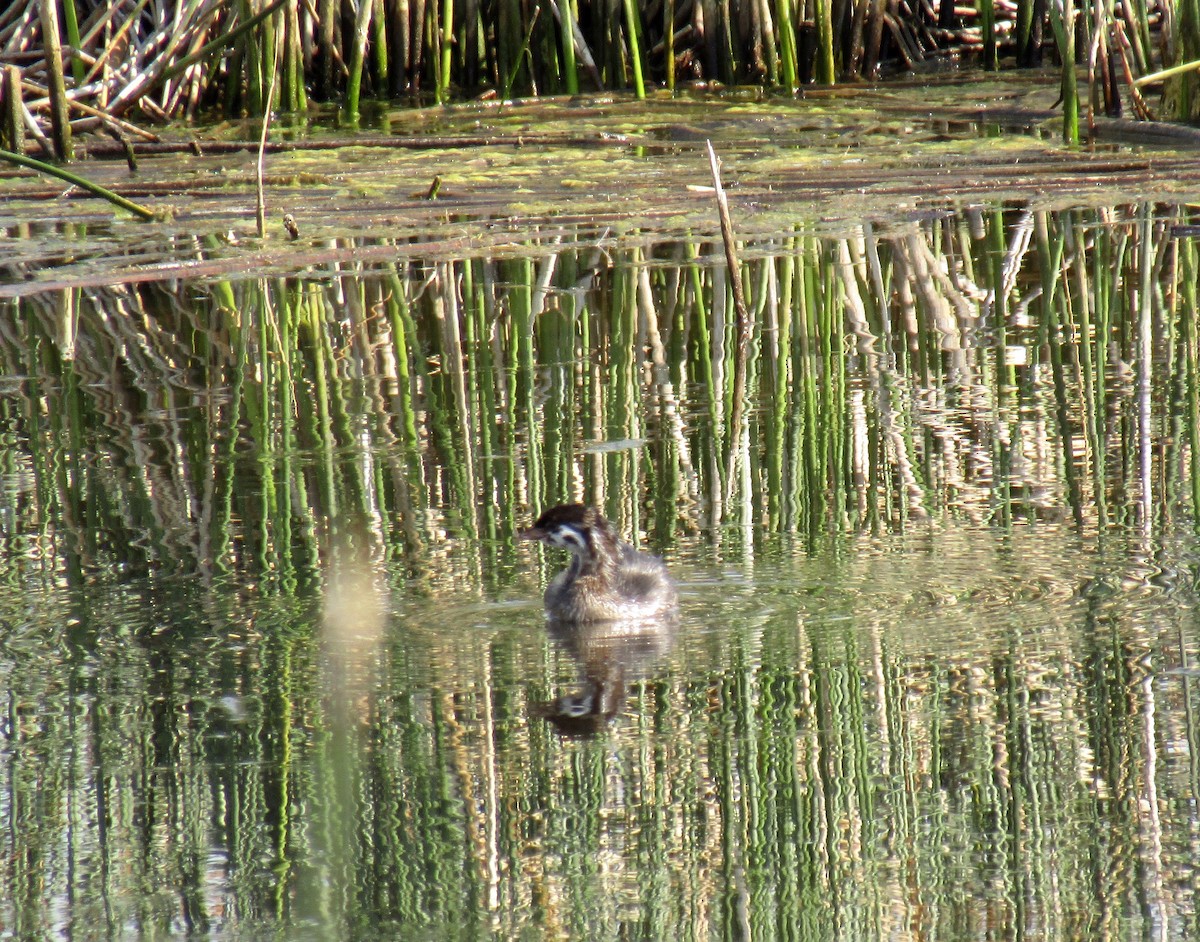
<box><xmin>1060</xmin><ymin>0</ymin><xmax>1080</xmax><ymax>142</ymax></box>
<box><xmin>1136</xmin><ymin>207</ymin><xmax>1154</xmax><ymax>530</ymax></box>
<box><xmin>347</xmin><ymin>0</ymin><xmax>375</xmax><ymax>118</ymax></box>
<box><xmin>559</xmin><ymin>0</ymin><xmax>578</xmax><ymax>93</ymax></box>
<box><xmin>38</xmin><ymin>0</ymin><xmax>73</xmax><ymax>161</ymax></box>
<box><xmin>2</xmin><ymin>66</ymin><xmax>24</xmax><ymax>154</ymax></box>
<box><xmin>665</xmin><ymin>0</ymin><xmax>676</xmax><ymax>91</ymax></box>
<box><xmin>61</xmin><ymin>0</ymin><xmax>85</xmax><ymax>86</ymax></box>
<box><xmin>257</xmin><ymin>23</ymin><xmax>281</xmax><ymax>239</ymax></box>
<box><xmin>318</xmin><ymin>0</ymin><xmax>336</xmax><ymax>97</ymax></box>
<box><xmin>1015</xmin><ymin>0</ymin><xmax>1036</xmax><ymax>64</ymax></box>
<box><xmin>777</xmin><ymin>0</ymin><xmax>798</xmax><ymax>86</ymax></box>
<box><xmin>284</xmin><ymin>0</ymin><xmax>308</xmax><ymax>111</ymax></box>
<box><xmin>622</xmin><ymin>0</ymin><xmax>646</xmax><ymax>97</ymax></box>
<box><xmin>815</xmin><ymin>0</ymin><xmax>836</xmax><ymax>83</ymax></box>
<box><xmin>981</xmin><ymin>0</ymin><xmax>997</xmax><ymax>69</ymax></box>
<box><xmin>373</xmin><ymin>0</ymin><xmax>390</xmax><ymax>94</ymax></box>
<box><xmin>1180</xmin><ymin>236</ymin><xmax>1200</xmax><ymax>528</ymax></box>
<box><xmin>707</xmin><ymin>141</ymin><xmax>751</xmax><ymax>510</ymax></box>
<box><xmin>439</xmin><ymin>0</ymin><xmax>455</xmax><ymax>101</ymax></box>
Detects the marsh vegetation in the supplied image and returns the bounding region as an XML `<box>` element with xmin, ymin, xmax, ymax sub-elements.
<box><xmin>2</xmin><ymin>10</ymin><xmax>1200</xmax><ymax>937</ymax></box>
<box><xmin>3</xmin><ymin>191</ymin><xmax>1200</xmax><ymax>936</ymax></box>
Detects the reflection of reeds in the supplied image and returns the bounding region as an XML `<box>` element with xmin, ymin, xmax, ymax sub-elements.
<box><xmin>0</xmin><ymin>201</ymin><xmax>1197</xmax><ymax>588</ymax></box>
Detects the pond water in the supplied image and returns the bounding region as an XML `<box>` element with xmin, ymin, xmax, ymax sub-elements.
<box><xmin>3</xmin><ymin>87</ymin><xmax>1200</xmax><ymax>939</ymax></box>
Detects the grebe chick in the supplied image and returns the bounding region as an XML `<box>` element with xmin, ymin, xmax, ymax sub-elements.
<box><xmin>519</xmin><ymin>504</ymin><xmax>677</xmax><ymax>621</ymax></box>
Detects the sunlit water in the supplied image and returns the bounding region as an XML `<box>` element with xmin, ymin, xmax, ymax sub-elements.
<box><xmin>4</xmin><ymin>92</ymin><xmax>1200</xmax><ymax>937</ymax></box>
<box><xmin>3</xmin><ymin>521</ymin><xmax>1199</xmax><ymax>938</ymax></box>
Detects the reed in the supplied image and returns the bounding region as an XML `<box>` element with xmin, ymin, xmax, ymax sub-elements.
<box><xmin>36</xmin><ymin>0</ymin><xmax>72</xmax><ymax>160</ymax></box>
<box><xmin>0</xmin><ymin>147</ymin><xmax>157</xmax><ymax>218</ymax></box>
<box><xmin>0</xmin><ymin>201</ymin><xmax>1198</xmax><ymax>582</ymax></box>
<box><xmin>1</xmin><ymin>0</ymin><xmax>1194</xmax><ymax>157</ymax></box>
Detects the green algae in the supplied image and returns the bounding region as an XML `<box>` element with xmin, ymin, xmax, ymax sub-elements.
<box><xmin>2</xmin><ymin>77</ymin><xmax>1199</xmax><ymax>296</ymax></box>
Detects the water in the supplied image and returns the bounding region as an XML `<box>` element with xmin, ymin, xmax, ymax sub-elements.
<box><xmin>3</xmin><ymin>91</ymin><xmax>1200</xmax><ymax>938</ymax></box>
<box><xmin>4</xmin><ymin>524</ymin><xmax>1198</xmax><ymax>937</ymax></box>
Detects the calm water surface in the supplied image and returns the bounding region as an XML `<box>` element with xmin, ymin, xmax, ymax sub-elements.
<box><xmin>3</xmin><ymin>181</ymin><xmax>1200</xmax><ymax>937</ymax></box>
<box><xmin>3</xmin><ymin>523</ymin><xmax>1199</xmax><ymax>938</ymax></box>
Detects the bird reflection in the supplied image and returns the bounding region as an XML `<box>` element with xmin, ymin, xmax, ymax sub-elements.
<box><xmin>532</xmin><ymin>615</ymin><xmax>676</xmax><ymax>737</ymax></box>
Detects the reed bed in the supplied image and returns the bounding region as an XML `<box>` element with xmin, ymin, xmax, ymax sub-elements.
<box><xmin>0</xmin><ymin>0</ymin><xmax>1197</xmax><ymax>161</ymax></box>
<box><xmin>2</xmin><ymin>200</ymin><xmax>1199</xmax><ymax>937</ymax></box>
<box><xmin>0</xmin><ymin>200</ymin><xmax>1197</xmax><ymax>589</ymax></box>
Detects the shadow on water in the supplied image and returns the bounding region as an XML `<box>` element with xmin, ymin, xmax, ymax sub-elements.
<box><xmin>1</xmin><ymin>180</ymin><xmax>1200</xmax><ymax>936</ymax></box>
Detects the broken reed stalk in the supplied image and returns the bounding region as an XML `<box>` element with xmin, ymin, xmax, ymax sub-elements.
<box><xmin>20</xmin><ymin>78</ymin><xmax>161</xmax><ymax>141</ymax></box>
<box><xmin>705</xmin><ymin>141</ymin><xmax>749</xmax><ymax>333</ymax></box>
<box><xmin>1134</xmin><ymin>57</ymin><xmax>1200</xmax><ymax>86</ymax></box>
<box><xmin>38</xmin><ymin>0</ymin><xmax>73</xmax><ymax>161</ymax></box>
<box><xmin>2</xmin><ymin>66</ymin><xmax>23</xmax><ymax>154</ymax></box>
<box><xmin>0</xmin><ymin>147</ymin><xmax>156</xmax><ymax>219</ymax></box>
<box><xmin>706</xmin><ymin>139</ymin><xmax>751</xmax><ymax>506</ymax></box>
<box><xmin>257</xmin><ymin>21</ymin><xmax>282</xmax><ymax>238</ymax></box>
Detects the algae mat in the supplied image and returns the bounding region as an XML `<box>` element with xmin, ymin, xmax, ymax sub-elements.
<box><xmin>3</xmin><ymin>75</ymin><xmax>1199</xmax><ymax>298</ymax></box>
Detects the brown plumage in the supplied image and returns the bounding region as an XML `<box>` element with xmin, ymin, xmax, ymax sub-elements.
<box><xmin>519</xmin><ymin>504</ymin><xmax>677</xmax><ymax>621</ymax></box>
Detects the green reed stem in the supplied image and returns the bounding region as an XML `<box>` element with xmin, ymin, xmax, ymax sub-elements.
<box><xmin>559</xmin><ymin>0</ymin><xmax>579</xmax><ymax>94</ymax></box>
<box><xmin>1014</xmin><ymin>0</ymin><xmax>1038</xmax><ymax>65</ymax></box>
<box><xmin>665</xmin><ymin>0</ymin><xmax>676</xmax><ymax>92</ymax></box>
<box><xmin>502</xmin><ymin>6</ymin><xmax>540</xmax><ymax>98</ymax></box>
<box><xmin>1065</xmin><ymin>214</ymin><xmax>1102</xmax><ymax>526</ymax></box>
<box><xmin>815</xmin><ymin>0</ymin><xmax>836</xmax><ymax>83</ymax></box>
<box><xmin>0</xmin><ymin>148</ymin><xmax>155</xmax><ymax>218</ymax></box>
<box><xmin>372</xmin><ymin>0</ymin><xmax>390</xmax><ymax>94</ymax></box>
<box><xmin>1180</xmin><ymin>235</ymin><xmax>1200</xmax><ymax>527</ymax></box>
<box><xmin>37</xmin><ymin>0</ymin><xmax>73</xmax><ymax>161</ymax></box>
<box><xmin>61</xmin><ymin>0</ymin><xmax>86</xmax><ymax>86</ymax></box>
<box><xmin>778</xmin><ymin>0</ymin><xmax>798</xmax><ymax>87</ymax></box>
<box><xmin>1050</xmin><ymin>0</ymin><xmax>1079</xmax><ymax>143</ymax></box>
<box><xmin>622</xmin><ymin>0</ymin><xmax>646</xmax><ymax>97</ymax></box>
<box><xmin>981</xmin><ymin>0</ymin><xmax>997</xmax><ymax>69</ymax></box>
<box><xmin>439</xmin><ymin>0</ymin><xmax>455</xmax><ymax>102</ymax></box>
<box><xmin>283</xmin><ymin>0</ymin><xmax>307</xmax><ymax>112</ymax></box>
<box><xmin>347</xmin><ymin>0</ymin><xmax>375</xmax><ymax>118</ymax></box>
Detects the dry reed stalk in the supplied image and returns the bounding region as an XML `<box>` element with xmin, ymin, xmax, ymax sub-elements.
<box><xmin>706</xmin><ymin>140</ymin><xmax>751</xmax><ymax>507</ymax></box>
<box><xmin>1</xmin><ymin>0</ymin><xmax>1194</xmax><ymax>150</ymax></box>
<box><xmin>2</xmin><ymin>65</ymin><xmax>24</xmax><ymax>153</ymax></box>
<box><xmin>21</xmin><ymin>77</ymin><xmax>159</xmax><ymax>140</ymax></box>
<box><xmin>38</xmin><ymin>0</ymin><xmax>72</xmax><ymax>160</ymax></box>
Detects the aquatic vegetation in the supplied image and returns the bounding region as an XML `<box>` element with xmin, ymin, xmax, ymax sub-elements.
<box><xmin>1</xmin><ymin>200</ymin><xmax>1198</xmax><ymax>589</ymax></box>
<box><xmin>2</xmin><ymin>196</ymin><xmax>1200</xmax><ymax>941</ymax></box>
<box><xmin>2</xmin><ymin>0</ymin><xmax>1198</xmax><ymax>159</ymax></box>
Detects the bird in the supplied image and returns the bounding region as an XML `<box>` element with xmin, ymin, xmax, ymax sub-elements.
<box><xmin>518</xmin><ymin>503</ymin><xmax>677</xmax><ymax>622</ymax></box>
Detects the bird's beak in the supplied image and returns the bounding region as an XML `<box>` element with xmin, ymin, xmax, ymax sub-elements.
<box><xmin>518</xmin><ymin>526</ymin><xmax>544</xmax><ymax>541</ymax></box>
